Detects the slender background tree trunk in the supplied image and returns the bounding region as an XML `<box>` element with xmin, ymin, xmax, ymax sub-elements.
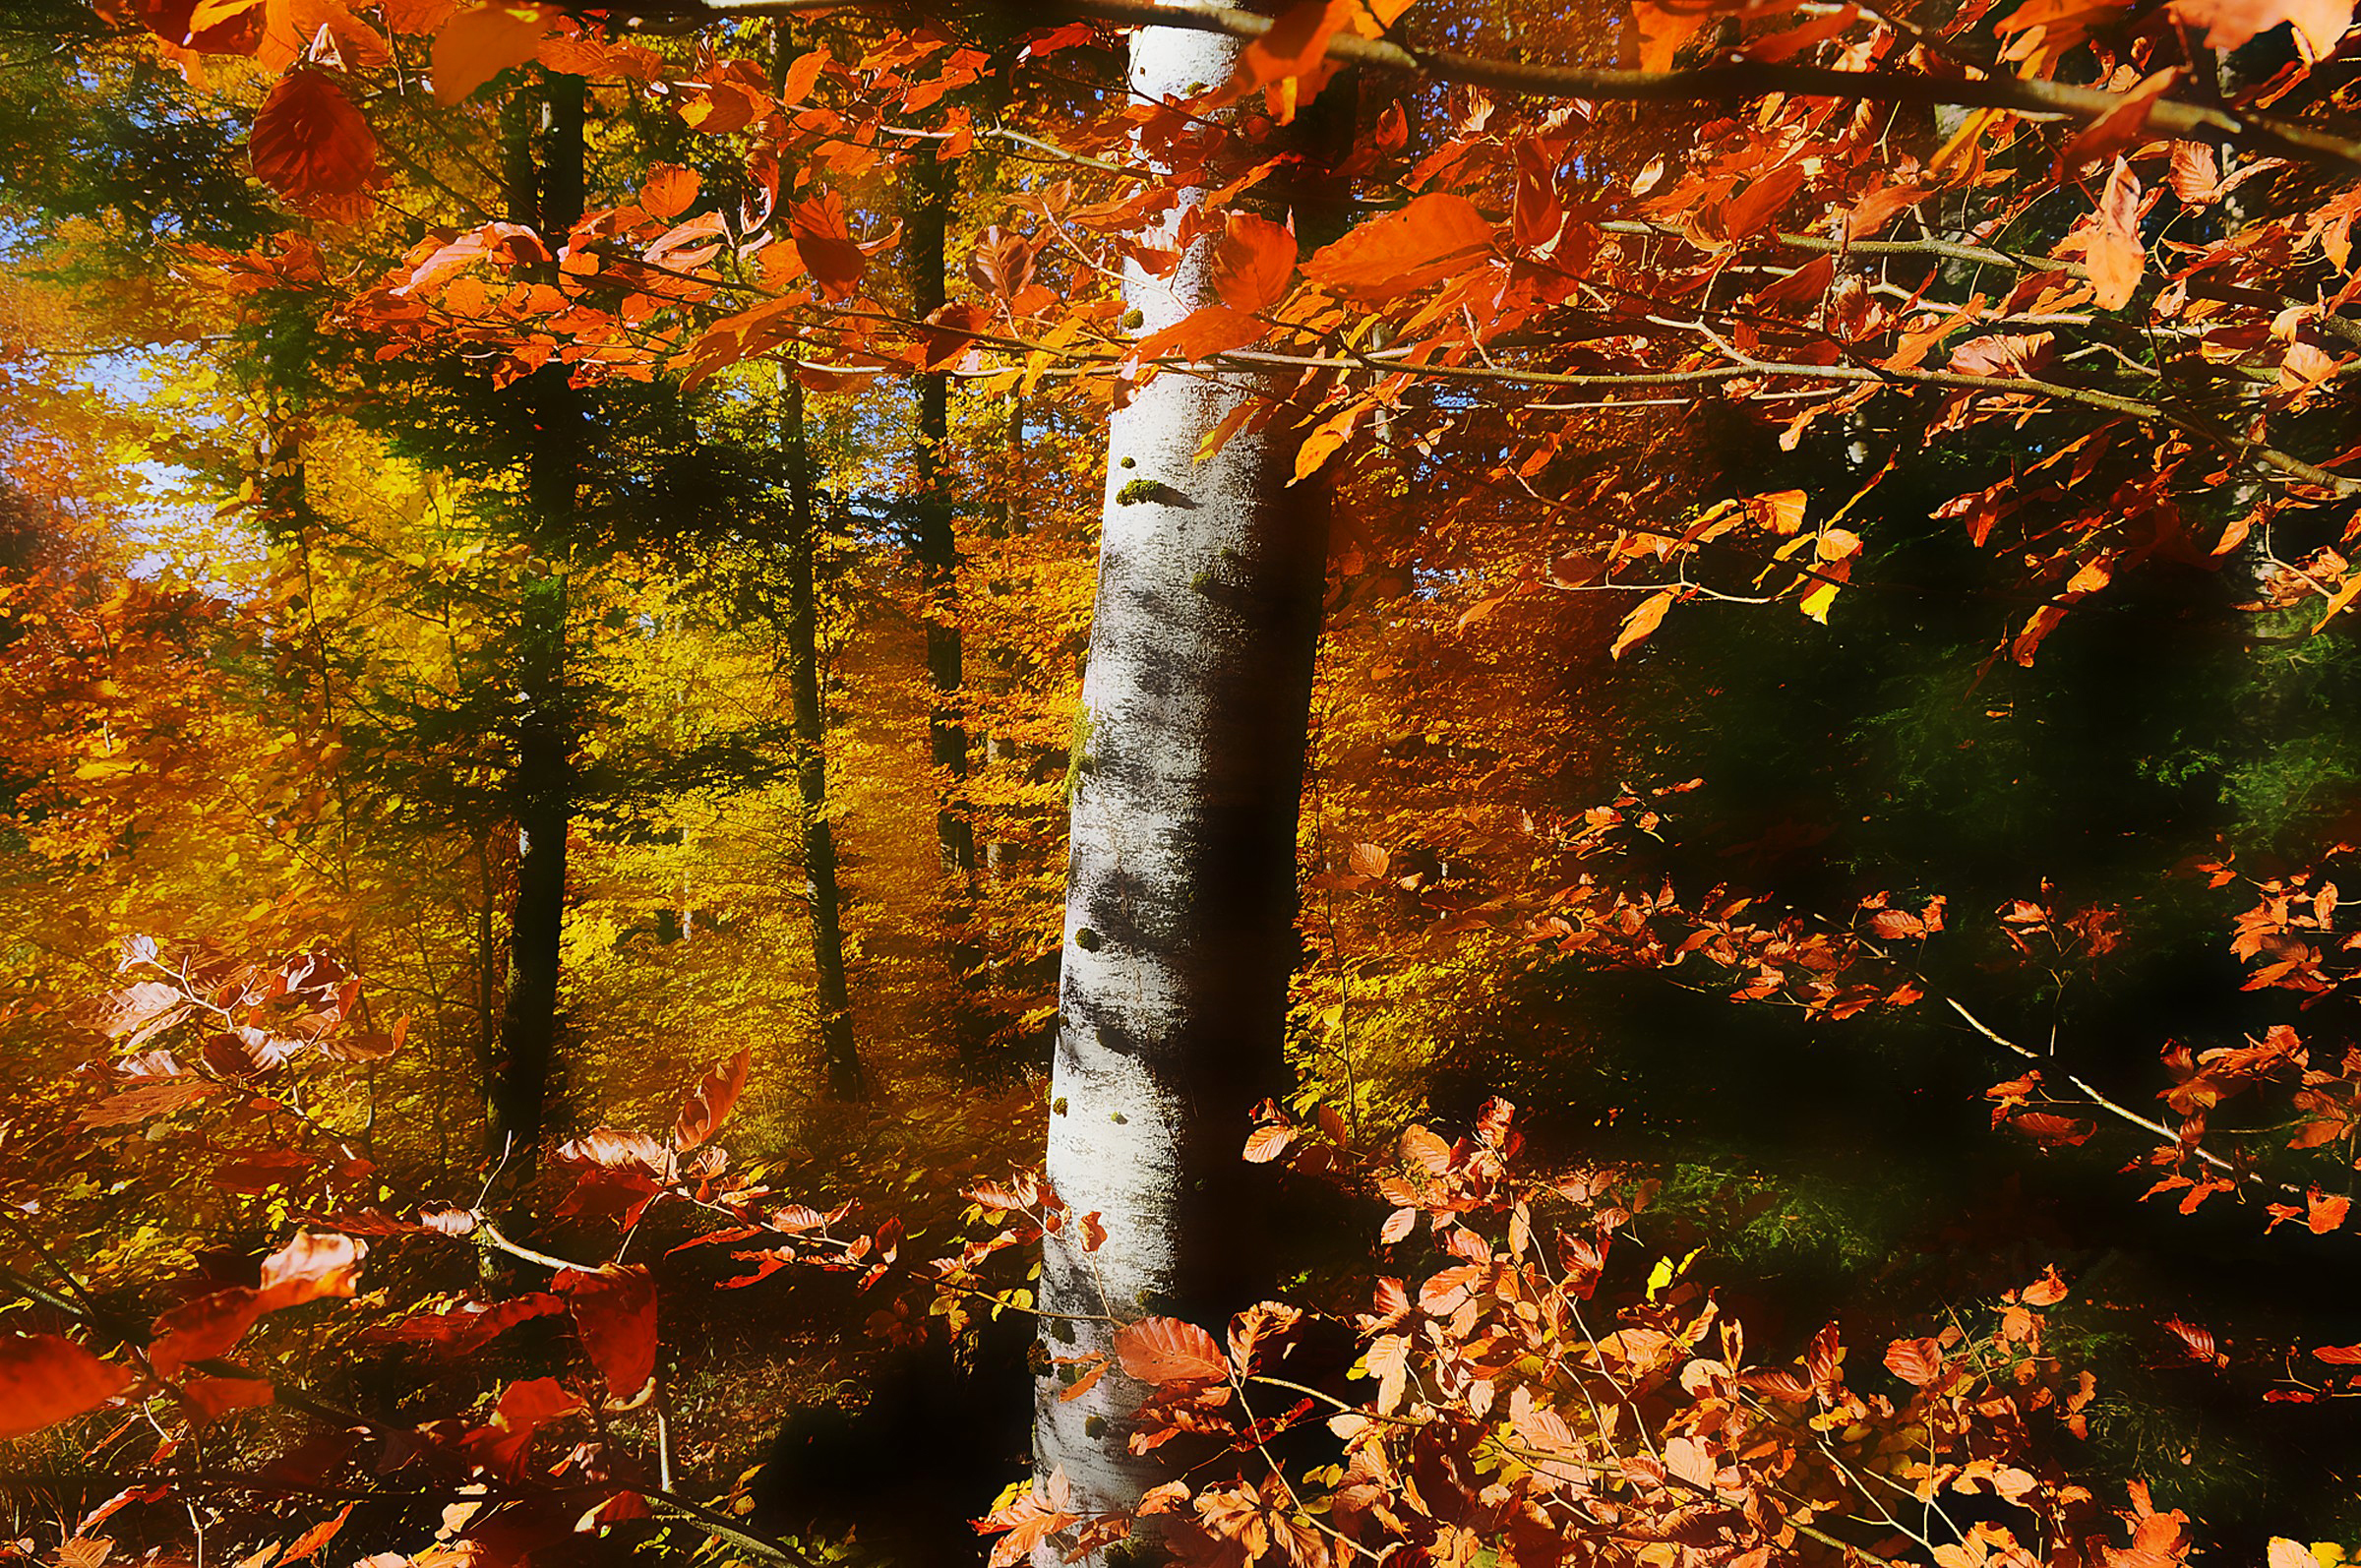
<box><xmin>1032</xmin><ymin>25</ymin><xmax>1335</xmax><ymax>1555</ymax></box>
<box><xmin>488</xmin><ymin>72</ymin><xmax>584</xmax><ymax>1169</ymax></box>
<box><xmin>784</xmin><ymin>374</ymin><xmax>866</xmax><ymax>1100</ymax></box>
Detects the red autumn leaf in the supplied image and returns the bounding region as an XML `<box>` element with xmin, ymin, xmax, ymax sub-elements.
<box><xmin>376</xmin><ymin>1293</ymin><xmax>567</xmax><ymax>1354</ymax></box>
<box><xmin>790</xmin><ymin>191</ymin><xmax>866</xmax><ymax>301</ymax></box>
<box><xmin>151</xmin><ymin>1232</ymin><xmax>364</xmax><ymax>1379</ymax></box>
<box><xmin>1611</xmin><ymin>590</ymin><xmax>1675</xmax><ymax>660</ymax></box>
<box><xmin>639</xmin><ymin>163</ymin><xmax>699</xmax><ymax>222</ymax></box>
<box><xmin>81</xmin><ymin>1078</ymin><xmax>210</xmax><ymax>1127</ymax></box>
<box><xmin>1632</xmin><ymin>0</ymin><xmax>1714</xmax><ymax>70</ymax></box>
<box><xmin>2306</xmin><ymin>1188</ymin><xmax>2350</xmax><ymax>1234</ymax></box>
<box><xmin>0</xmin><ymin>1335</ymin><xmax>134</xmax><ymax>1439</ymax></box>
<box><xmin>1721</xmin><ymin>163</ymin><xmax>1806</xmax><ymax>239</ymax></box>
<box><xmin>1133</xmin><ymin>304</ymin><xmax>1266</xmax><ymax>364</ymax></box>
<box><xmin>432</xmin><ymin>3</ymin><xmax>555</xmax><ymax>105</ymax></box>
<box><xmin>181</xmin><ymin>1371</ymin><xmax>274</xmax><ymax>1419</ymax></box>
<box><xmin>1884</xmin><ymin>1337</ymin><xmax>1945</xmax><ymax>1386</ymax></box>
<box><xmin>1348</xmin><ymin>841</ymin><xmax>1389</xmax><ymax>878</ymax></box>
<box><xmin>1378</xmin><ymin>1206</ymin><xmax>1417</xmax><ymax>1243</ymax></box>
<box><xmin>1114</xmin><ymin>1316</ymin><xmax>1229</xmax><ymax>1383</ymax></box>
<box><xmin>558</xmin><ymin>1264</ymin><xmax>658</xmax><ymax>1398</ymax></box>
<box><xmin>1302</xmin><ymin>192</ymin><xmax>1493</xmax><ymax>298</ymax></box>
<box><xmin>2009</xmin><ymin>1110</ymin><xmax>2093</xmax><ymax>1145</ymax></box>
<box><xmin>917</xmin><ymin>301</ymin><xmax>995</xmax><ymax>371</ymax></box>
<box><xmin>2311</xmin><ymin>1343</ymin><xmax>2361</xmax><ymax>1363</ymax></box>
<box><xmin>150</xmin><ymin>1290</ymin><xmax>269</xmax><ymax>1380</ymax></box>
<box><xmin>250</xmin><ymin>70</ymin><xmax>378</xmax><ymax>204</ymax></box>
<box><xmin>2086</xmin><ymin>157</ymin><xmax>2145</xmax><ymax>311</ymax></box>
<box><xmin>1210</xmin><ymin>212</ymin><xmax>1298</xmax><ymax>315</ymax></box>
<box><xmin>1242</xmin><ymin>1123</ymin><xmax>1296</xmax><ymax>1162</ymax></box>
<box><xmin>672</xmin><ymin>1047</ymin><xmax>750</xmax><ymax>1151</ymax></box>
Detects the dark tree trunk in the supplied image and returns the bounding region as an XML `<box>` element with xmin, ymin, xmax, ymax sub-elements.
<box><xmin>487</xmin><ymin>72</ymin><xmax>584</xmax><ymax>1168</ymax></box>
<box><xmin>784</xmin><ymin>374</ymin><xmax>865</xmax><ymax>1100</ymax></box>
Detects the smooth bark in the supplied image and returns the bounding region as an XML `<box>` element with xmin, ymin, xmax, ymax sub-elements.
<box><xmin>1032</xmin><ymin>24</ymin><xmax>1333</xmax><ymax>1557</ymax></box>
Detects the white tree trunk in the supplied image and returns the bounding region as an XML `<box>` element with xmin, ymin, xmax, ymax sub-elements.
<box><xmin>1032</xmin><ymin>21</ymin><xmax>1332</xmax><ymax>1563</ymax></box>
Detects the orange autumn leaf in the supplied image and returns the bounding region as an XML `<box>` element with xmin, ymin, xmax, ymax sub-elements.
<box><xmin>1611</xmin><ymin>590</ymin><xmax>1675</xmax><ymax>660</ymax></box>
<box><xmin>2167</xmin><ymin>0</ymin><xmax>2353</xmax><ymax>53</ymax></box>
<box><xmin>1302</xmin><ymin>192</ymin><xmax>1493</xmax><ymax>298</ymax></box>
<box><xmin>2086</xmin><ymin>156</ymin><xmax>2145</xmax><ymax>310</ymax></box>
<box><xmin>1114</xmin><ymin>1316</ymin><xmax>1229</xmax><ymax>1384</ymax></box>
<box><xmin>1133</xmin><ymin>304</ymin><xmax>1266</xmax><ymax>364</ymax></box>
<box><xmin>1233</xmin><ymin>0</ymin><xmax>1351</xmax><ymax>90</ymax></box>
<box><xmin>639</xmin><ymin>163</ymin><xmax>700</xmax><ymax>222</ymax></box>
<box><xmin>431</xmin><ymin>3</ymin><xmax>554</xmax><ymax>105</ymax></box>
<box><xmin>1209</xmin><ymin>212</ymin><xmax>1298</xmax><ymax>315</ymax></box>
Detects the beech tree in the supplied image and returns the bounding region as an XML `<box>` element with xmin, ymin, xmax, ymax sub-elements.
<box><xmin>9</xmin><ymin>0</ymin><xmax>2361</xmax><ymax>1566</ymax></box>
<box><xmin>1032</xmin><ymin>19</ymin><xmax>1336</xmax><ymax>1541</ymax></box>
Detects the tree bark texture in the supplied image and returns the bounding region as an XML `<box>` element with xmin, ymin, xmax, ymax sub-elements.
<box><xmin>784</xmin><ymin>374</ymin><xmax>866</xmax><ymax>1100</ymax></box>
<box><xmin>1032</xmin><ymin>24</ymin><xmax>1333</xmax><ymax>1557</ymax></box>
<box><xmin>488</xmin><ymin>72</ymin><xmax>584</xmax><ymax>1168</ymax></box>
